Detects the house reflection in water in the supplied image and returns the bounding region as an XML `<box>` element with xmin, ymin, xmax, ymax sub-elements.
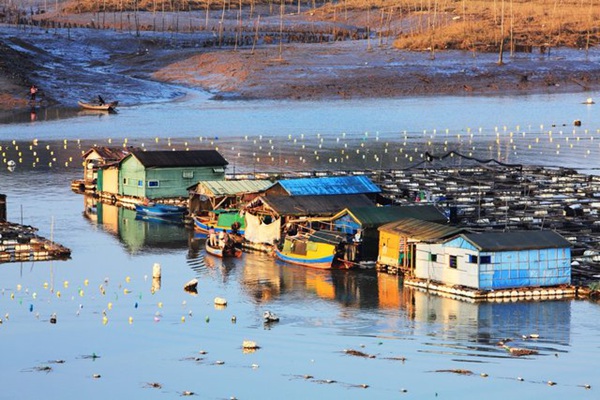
<box><xmin>240</xmin><ymin>257</ymin><xmax>399</xmax><ymax>309</ymax></box>
<box><xmin>83</xmin><ymin>195</ymin><xmax>190</xmax><ymax>254</ymax></box>
<box><xmin>407</xmin><ymin>288</ymin><xmax>571</xmax><ymax>346</ymax></box>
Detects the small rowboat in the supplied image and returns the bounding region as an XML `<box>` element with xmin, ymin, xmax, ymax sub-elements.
<box><xmin>78</xmin><ymin>100</ymin><xmax>119</xmax><ymax>111</ymax></box>
<box><xmin>205</xmin><ymin>242</ymin><xmax>242</xmax><ymax>258</ymax></box>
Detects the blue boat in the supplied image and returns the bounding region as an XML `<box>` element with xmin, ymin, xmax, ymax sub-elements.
<box><xmin>135</xmin><ymin>203</ymin><xmax>186</xmax><ymax>219</ymax></box>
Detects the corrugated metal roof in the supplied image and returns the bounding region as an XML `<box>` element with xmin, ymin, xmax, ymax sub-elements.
<box><xmin>277</xmin><ymin>175</ymin><xmax>381</xmax><ymax>196</ymax></box>
<box><xmin>379</xmin><ymin>218</ymin><xmax>468</xmax><ymax>241</ymax></box>
<box><xmin>261</xmin><ymin>194</ymin><xmax>374</xmax><ymax>216</ymax></box>
<box><xmin>83</xmin><ymin>146</ymin><xmax>131</xmax><ymax>161</ymax></box>
<box><xmin>339</xmin><ymin>205</ymin><xmax>447</xmax><ymax>228</ymax></box>
<box><xmin>198</xmin><ymin>180</ymin><xmax>274</xmax><ymax>196</ymax></box>
<box><xmin>129</xmin><ymin>150</ymin><xmax>228</xmax><ymax>168</ymax></box>
<box><xmin>462</xmin><ymin>230</ymin><xmax>572</xmax><ymax>251</ymax></box>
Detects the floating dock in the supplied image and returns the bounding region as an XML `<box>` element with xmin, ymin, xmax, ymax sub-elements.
<box><xmin>404</xmin><ymin>277</ymin><xmax>577</xmax><ymax>302</ymax></box>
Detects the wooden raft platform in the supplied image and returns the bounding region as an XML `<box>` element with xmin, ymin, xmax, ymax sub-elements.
<box><xmin>0</xmin><ymin>222</ymin><xmax>71</xmax><ymax>263</ymax></box>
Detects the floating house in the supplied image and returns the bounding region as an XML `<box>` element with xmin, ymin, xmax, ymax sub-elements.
<box><xmin>377</xmin><ymin>218</ymin><xmax>469</xmax><ymax>274</ymax></box>
<box><xmin>328</xmin><ymin>205</ymin><xmax>448</xmax><ymax>261</ymax></box>
<box><xmin>76</xmin><ymin>146</ymin><xmax>131</xmax><ymax>192</ymax></box>
<box><xmin>413</xmin><ymin>230</ymin><xmax>572</xmax><ymax>291</ymax></box>
<box><xmin>243</xmin><ymin>194</ymin><xmax>375</xmax><ymax>247</ymax></box>
<box><xmin>188</xmin><ymin>179</ymin><xmax>274</xmax><ymax>214</ymax></box>
<box><xmin>98</xmin><ymin>149</ymin><xmax>228</xmax><ymax>203</ymax></box>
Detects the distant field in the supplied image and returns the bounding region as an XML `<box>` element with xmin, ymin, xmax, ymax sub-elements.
<box><xmin>27</xmin><ymin>0</ymin><xmax>600</xmax><ymax>53</ymax></box>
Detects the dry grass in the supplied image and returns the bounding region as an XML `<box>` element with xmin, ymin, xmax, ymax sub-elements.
<box><xmin>57</xmin><ymin>0</ymin><xmax>600</xmax><ymax>51</ymax></box>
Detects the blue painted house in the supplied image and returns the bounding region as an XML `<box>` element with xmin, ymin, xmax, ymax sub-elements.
<box><xmin>415</xmin><ymin>230</ymin><xmax>572</xmax><ymax>290</ymax></box>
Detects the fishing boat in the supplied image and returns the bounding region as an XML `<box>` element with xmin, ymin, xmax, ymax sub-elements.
<box><xmin>205</xmin><ymin>241</ymin><xmax>242</xmax><ymax>258</ymax></box>
<box><xmin>193</xmin><ymin>209</ymin><xmax>246</xmax><ymax>235</ymax></box>
<box><xmin>78</xmin><ymin>100</ymin><xmax>119</xmax><ymax>111</ymax></box>
<box><xmin>135</xmin><ymin>203</ymin><xmax>186</xmax><ymax>219</ymax></box>
<box><xmin>274</xmin><ymin>230</ymin><xmax>349</xmax><ymax>269</ymax></box>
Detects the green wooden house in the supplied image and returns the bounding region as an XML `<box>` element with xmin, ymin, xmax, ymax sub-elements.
<box><xmin>119</xmin><ymin>150</ymin><xmax>228</xmax><ymax>200</ymax></box>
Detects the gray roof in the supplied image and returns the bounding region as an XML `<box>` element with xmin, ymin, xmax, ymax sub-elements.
<box><xmin>192</xmin><ymin>180</ymin><xmax>274</xmax><ymax>195</ymax></box>
<box><xmin>129</xmin><ymin>150</ymin><xmax>228</xmax><ymax>168</ymax></box>
<box><xmin>82</xmin><ymin>146</ymin><xmax>131</xmax><ymax>162</ymax></box>
<box><xmin>261</xmin><ymin>194</ymin><xmax>375</xmax><ymax>216</ymax></box>
<box><xmin>276</xmin><ymin>175</ymin><xmax>381</xmax><ymax>196</ymax></box>
<box><xmin>338</xmin><ymin>205</ymin><xmax>447</xmax><ymax>228</ymax></box>
<box><xmin>379</xmin><ymin>218</ymin><xmax>468</xmax><ymax>242</ymax></box>
<box><xmin>461</xmin><ymin>230</ymin><xmax>572</xmax><ymax>251</ymax></box>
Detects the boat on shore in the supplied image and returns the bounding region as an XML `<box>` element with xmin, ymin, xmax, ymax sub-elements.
<box><xmin>78</xmin><ymin>100</ymin><xmax>119</xmax><ymax>112</ymax></box>
<box><xmin>274</xmin><ymin>230</ymin><xmax>350</xmax><ymax>269</ymax></box>
<box><xmin>135</xmin><ymin>203</ymin><xmax>186</xmax><ymax>219</ymax></box>
<box><xmin>205</xmin><ymin>241</ymin><xmax>243</xmax><ymax>258</ymax></box>
<box><xmin>193</xmin><ymin>209</ymin><xmax>246</xmax><ymax>235</ymax></box>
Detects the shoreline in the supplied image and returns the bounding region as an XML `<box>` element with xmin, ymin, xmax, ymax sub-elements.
<box><xmin>1</xmin><ymin>24</ymin><xmax>600</xmax><ymax>111</ymax></box>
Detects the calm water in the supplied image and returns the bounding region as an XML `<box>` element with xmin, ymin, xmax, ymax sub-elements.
<box><xmin>1</xmin><ymin>95</ymin><xmax>600</xmax><ymax>399</ymax></box>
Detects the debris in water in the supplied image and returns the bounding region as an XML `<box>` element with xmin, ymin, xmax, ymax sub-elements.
<box><xmin>145</xmin><ymin>382</ymin><xmax>162</xmax><ymax>389</ymax></box>
<box><xmin>242</xmin><ymin>340</ymin><xmax>260</xmax><ymax>350</ymax></box>
<box><xmin>263</xmin><ymin>310</ymin><xmax>279</xmax><ymax>323</ymax></box>
<box><xmin>184</xmin><ymin>279</ymin><xmax>198</xmax><ymax>295</ymax></box>
<box><xmin>547</xmin><ymin>380</ymin><xmax>557</xmax><ymax>386</ymax></box>
<box><xmin>33</xmin><ymin>365</ymin><xmax>52</xmax><ymax>373</ymax></box>
<box><xmin>384</xmin><ymin>356</ymin><xmax>407</xmax><ymax>362</ymax></box>
<box><xmin>435</xmin><ymin>369</ymin><xmax>474</xmax><ymax>375</ymax></box>
<box><xmin>214</xmin><ymin>297</ymin><xmax>227</xmax><ymax>306</ymax></box>
<box><xmin>344</xmin><ymin>349</ymin><xmax>376</xmax><ymax>358</ymax></box>
<box><xmin>502</xmin><ymin>345</ymin><xmax>539</xmax><ymax>356</ymax></box>
<box><xmin>92</xmin><ymin>374</ymin><xmax>101</xmax><ymax>379</ymax></box>
<box><xmin>181</xmin><ymin>390</ymin><xmax>195</xmax><ymax>396</ymax></box>
<box><xmin>49</xmin><ymin>313</ymin><xmax>57</xmax><ymax>324</ymax></box>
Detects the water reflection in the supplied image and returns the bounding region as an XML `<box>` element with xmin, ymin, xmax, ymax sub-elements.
<box><xmin>0</xmin><ymin>106</ymin><xmax>81</xmax><ymax>125</ymax></box>
<box><xmin>83</xmin><ymin>195</ymin><xmax>190</xmax><ymax>254</ymax></box>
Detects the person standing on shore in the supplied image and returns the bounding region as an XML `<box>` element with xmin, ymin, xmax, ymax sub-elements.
<box><xmin>29</xmin><ymin>85</ymin><xmax>38</xmax><ymax>102</ymax></box>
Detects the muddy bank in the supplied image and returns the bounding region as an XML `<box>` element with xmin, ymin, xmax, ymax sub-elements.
<box><xmin>1</xmin><ymin>23</ymin><xmax>600</xmax><ymax>112</ymax></box>
<box><xmin>154</xmin><ymin>42</ymin><xmax>600</xmax><ymax>100</ymax></box>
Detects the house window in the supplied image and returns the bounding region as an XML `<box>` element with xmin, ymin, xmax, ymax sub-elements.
<box><xmin>480</xmin><ymin>255</ymin><xmax>491</xmax><ymax>264</ymax></box>
<box><xmin>137</xmin><ymin>180</ymin><xmax>143</xmax><ymax>187</ymax></box>
<box><xmin>449</xmin><ymin>255</ymin><xmax>457</xmax><ymax>269</ymax></box>
<box><xmin>468</xmin><ymin>254</ymin><xmax>478</xmax><ymax>263</ymax></box>
<box><xmin>148</xmin><ymin>180</ymin><xmax>159</xmax><ymax>187</ymax></box>
<box><xmin>429</xmin><ymin>253</ymin><xmax>437</xmax><ymax>262</ymax></box>
<box><xmin>182</xmin><ymin>171</ymin><xmax>194</xmax><ymax>179</ymax></box>
<box><xmin>123</xmin><ymin>178</ymin><xmax>128</xmax><ymax>185</ymax></box>
<box><xmin>213</xmin><ymin>167</ymin><xmax>225</xmax><ymax>173</ymax></box>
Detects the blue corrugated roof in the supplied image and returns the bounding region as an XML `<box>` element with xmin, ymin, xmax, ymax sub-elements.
<box><xmin>277</xmin><ymin>175</ymin><xmax>381</xmax><ymax>196</ymax></box>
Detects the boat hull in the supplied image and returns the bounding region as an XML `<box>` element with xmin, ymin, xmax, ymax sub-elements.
<box><xmin>78</xmin><ymin>100</ymin><xmax>118</xmax><ymax>111</ymax></box>
<box><xmin>206</xmin><ymin>243</ymin><xmax>242</xmax><ymax>258</ymax></box>
<box><xmin>274</xmin><ymin>247</ymin><xmax>334</xmax><ymax>269</ymax></box>
<box><xmin>135</xmin><ymin>204</ymin><xmax>186</xmax><ymax>218</ymax></box>
<box><xmin>193</xmin><ymin>215</ymin><xmax>245</xmax><ymax>235</ymax></box>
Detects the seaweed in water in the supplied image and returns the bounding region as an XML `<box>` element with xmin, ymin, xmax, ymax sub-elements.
<box><xmin>343</xmin><ymin>349</ymin><xmax>376</xmax><ymax>358</ymax></box>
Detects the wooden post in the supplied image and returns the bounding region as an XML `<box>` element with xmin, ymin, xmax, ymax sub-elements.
<box><xmin>0</xmin><ymin>194</ymin><xmax>6</xmax><ymax>223</ymax></box>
